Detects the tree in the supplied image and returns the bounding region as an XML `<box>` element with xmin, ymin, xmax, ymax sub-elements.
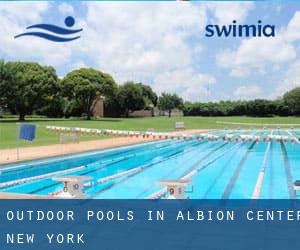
<box><xmin>283</xmin><ymin>87</ymin><xmax>300</xmax><ymax>115</ymax></box>
<box><xmin>0</xmin><ymin>59</ymin><xmax>9</xmax><ymax>109</ymax></box>
<box><xmin>138</xmin><ymin>83</ymin><xmax>158</xmax><ymax>107</ymax></box>
<box><xmin>273</xmin><ymin>99</ymin><xmax>290</xmax><ymax>116</ymax></box>
<box><xmin>0</xmin><ymin>61</ymin><xmax>59</xmax><ymax>121</ymax></box>
<box><xmin>61</xmin><ymin>68</ymin><xmax>117</xmax><ymax>120</ymax></box>
<box><xmin>117</xmin><ymin>82</ymin><xmax>146</xmax><ymax>117</ymax></box>
<box><xmin>158</xmin><ymin>93</ymin><xmax>183</xmax><ymax>118</ymax></box>
<box><xmin>245</xmin><ymin>99</ymin><xmax>274</xmax><ymax>117</ymax></box>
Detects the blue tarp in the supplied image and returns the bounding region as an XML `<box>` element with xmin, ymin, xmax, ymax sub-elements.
<box><xmin>19</xmin><ymin>123</ymin><xmax>36</xmax><ymax>141</ymax></box>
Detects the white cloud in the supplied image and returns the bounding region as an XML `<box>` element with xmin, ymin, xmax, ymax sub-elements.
<box><xmin>78</xmin><ymin>2</ymin><xmax>207</xmax><ymax>83</ymax></box>
<box><xmin>193</xmin><ymin>45</ymin><xmax>204</xmax><ymax>55</ymax></box>
<box><xmin>0</xmin><ymin>2</ymin><xmax>48</xmax><ymax>23</ymax></box>
<box><xmin>58</xmin><ymin>3</ymin><xmax>74</xmax><ymax>15</ymax></box>
<box><xmin>217</xmin><ymin>34</ymin><xmax>296</xmax><ymax>77</ymax></box>
<box><xmin>153</xmin><ymin>68</ymin><xmax>216</xmax><ymax>101</ymax></box>
<box><xmin>216</xmin><ymin>11</ymin><xmax>300</xmax><ymax>78</ymax></box>
<box><xmin>286</xmin><ymin>11</ymin><xmax>300</xmax><ymax>42</ymax></box>
<box><xmin>269</xmin><ymin>11</ymin><xmax>300</xmax><ymax>98</ymax></box>
<box><xmin>71</xmin><ymin>61</ymin><xmax>88</xmax><ymax>70</ymax></box>
<box><xmin>273</xmin><ymin>60</ymin><xmax>300</xmax><ymax>98</ymax></box>
<box><xmin>234</xmin><ymin>85</ymin><xmax>262</xmax><ymax>100</ymax></box>
<box><xmin>207</xmin><ymin>2</ymin><xmax>255</xmax><ymax>24</ymax></box>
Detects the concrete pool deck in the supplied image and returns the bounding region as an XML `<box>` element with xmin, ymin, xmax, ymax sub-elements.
<box><xmin>0</xmin><ymin>192</ymin><xmax>54</xmax><ymax>199</ymax></box>
<box><xmin>0</xmin><ymin>129</ymin><xmax>206</xmax><ymax>165</ymax></box>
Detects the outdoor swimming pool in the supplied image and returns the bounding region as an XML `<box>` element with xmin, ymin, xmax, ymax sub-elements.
<box><xmin>1</xmin><ymin>129</ymin><xmax>300</xmax><ymax>199</ymax></box>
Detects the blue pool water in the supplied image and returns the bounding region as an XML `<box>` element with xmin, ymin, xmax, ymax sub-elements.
<box><xmin>1</xmin><ymin>130</ymin><xmax>300</xmax><ymax>199</ymax></box>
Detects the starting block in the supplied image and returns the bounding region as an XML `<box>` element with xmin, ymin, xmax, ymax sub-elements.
<box><xmin>53</xmin><ymin>176</ymin><xmax>91</xmax><ymax>199</ymax></box>
<box><xmin>158</xmin><ymin>179</ymin><xmax>192</xmax><ymax>199</ymax></box>
<box><xmin>294</xmin><ymin>180</ymin><xmax>300</xmax><ymax>196</ymax></box>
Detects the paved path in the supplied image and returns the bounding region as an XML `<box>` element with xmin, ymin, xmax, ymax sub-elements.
<box><xmin>0</xmin><ymin>129</ymin><xmax>206</xmax><ymax>165</ymax></box>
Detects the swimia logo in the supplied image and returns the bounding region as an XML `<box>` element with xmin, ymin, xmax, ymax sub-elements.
<box><xmin>205</xmin><ymin>20</ymin><xmax>275</xmax><ymax>38</ymax></box>
<box><xmin>14</xmin><ymin>16</ymin><xmax>83</xmax><ymax>42</ymax></box>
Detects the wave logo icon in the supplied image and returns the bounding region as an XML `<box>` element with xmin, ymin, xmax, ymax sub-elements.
<box><xmin>14</xmin><ymin>16</ymin><xmax>82</xmax><ymax>42</ymax></box>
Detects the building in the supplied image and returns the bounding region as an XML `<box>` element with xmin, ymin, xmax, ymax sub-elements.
<box><xmin>91</xmin><ymin>96</ymin><xmax>104</xmax><ymax>117</ymax></box>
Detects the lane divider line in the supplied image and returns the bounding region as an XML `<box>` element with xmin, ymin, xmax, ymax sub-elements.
<box><xmin>221</xmin><ymin>142</ymin><xmax>256</xmax><ymax>199</ymax></box>
<box><xmin>0</xmin><ymin>165</ymin><xmax>87</xmax><ymax>189</ymax></box>
<box><xmin>280</xmin><ymin>141</ymin><xmax>295</xmax><ymax>198</ymax></box>
<box><xmin>251</xmin><ymin>130</ymin><xmax>273</xmax><ymax>199</ymax></box>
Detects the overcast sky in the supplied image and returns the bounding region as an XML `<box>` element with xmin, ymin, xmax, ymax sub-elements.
<box><xmin>1</xmin><ymin>1</ymin><xmax>300</xmax><ymax>102</ymax></box>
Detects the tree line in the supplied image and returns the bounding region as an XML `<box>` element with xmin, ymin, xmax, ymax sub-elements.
<box><xmin>0</xmin><ymin>60</ymin><xmax>183</xmax><ymax>120</ymax></box>
<box><xmin>0</xmin><ymin>60</ymin><xmax>299</xmax><ymax>120</ymax></box>
<box><xmin>184</xmin><ymin>89</ymin><xmax>300</xmax><ymax>117</ymax></box>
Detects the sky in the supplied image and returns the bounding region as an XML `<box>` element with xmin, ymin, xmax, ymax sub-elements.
<box><xmin>0</xmin><ymin>1</ymin><xmax>300</xmax><ymax>102</ymax></box>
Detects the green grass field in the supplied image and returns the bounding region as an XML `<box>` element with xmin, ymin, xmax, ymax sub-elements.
<box><xmin>1</xmin><ymin>116</ymin><xmax>300</xmax><ymax>149</ymax></box>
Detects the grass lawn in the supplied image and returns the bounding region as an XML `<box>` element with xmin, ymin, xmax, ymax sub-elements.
<box><xmin>1</xmin><ymin>116</ymin><xmax>300</xmax><ymax>149</ymax></box>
